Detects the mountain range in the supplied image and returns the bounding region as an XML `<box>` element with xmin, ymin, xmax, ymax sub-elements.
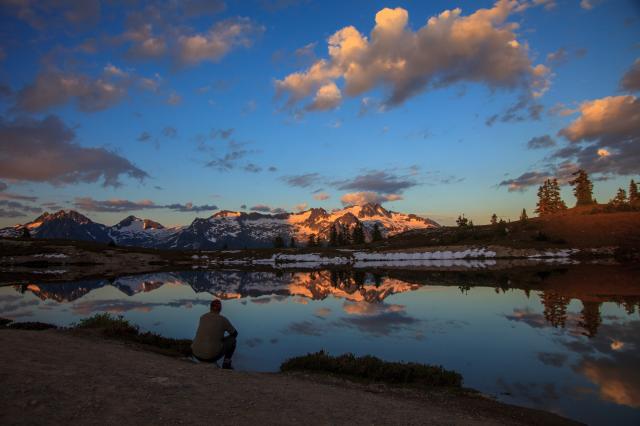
<box><xmin>0</xmin><ymin>203</ymin><xmax>439</xmax><ymax>250</ymax></box>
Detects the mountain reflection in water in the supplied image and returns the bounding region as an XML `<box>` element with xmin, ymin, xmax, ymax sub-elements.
<box><xmin>0</xmin><ymin>264</ymin><xmax>639</xmax><ymax>425</ymax></box>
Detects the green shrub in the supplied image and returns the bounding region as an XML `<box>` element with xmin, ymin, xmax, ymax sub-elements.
<box><xmin>280</xmin><ymin>351</ymin><xmax>462</xmax><ymax>388</ymax></box>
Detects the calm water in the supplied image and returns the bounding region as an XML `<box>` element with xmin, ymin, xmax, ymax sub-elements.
<box><xmin>1</xmin><ymin>265</ymin><xmax>639</xmax><ymax>425</ymax></box>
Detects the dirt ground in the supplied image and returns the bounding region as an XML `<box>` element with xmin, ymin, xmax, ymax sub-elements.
<box><xmin>0</xmin><ymin>330</ymin><xmax>579</xmax><ymax>426</ymax></box>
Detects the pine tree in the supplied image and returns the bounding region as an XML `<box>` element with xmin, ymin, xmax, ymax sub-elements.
<box><xmin>289</xmin><ymin>237</ymin><xmax>296</xmax><ymax>248</ymax></box>
<box><xmin>629</xmin><ymin>179</ymin><xmax>639</xmax><ymax>208</ymax></box>
<box><xmin>372</xmin><ymin>223</ymin><xmax>383</xmax><ymax>242</ymax></box>
<box><xmin>456</xmin><ymin>214</ymin><xmax>469</xmax><ymax>227</ymax></box>
<box><xmin>608</xmin><ymin>188</ymin><xmax>628</xmax><ymax>210</ymax></box>
<box><xmin>549</xmin><ymin>178</ymin><xmax>567</xmax><ymax>213</ymax></box>
<box><xmin>535</xmin><ymin>181</ymin><xmax>550</xmax><ymax>216</ymax></box>
<box><xmin>536</xmin><ymin>179</ymin><xmax>567</xmax><ymax>216</ymax></box>
<box><xmin>490</xmin><ymin>213</ymin><xmax>498</xmax><ymax>225</ymax></box>
<box><xmin>569</xmin><ymin>169</ymin><xmax>594</xmax><ymax>206</ymax></box>
<box><xmin>329</xmin><ymin>225</ymin><xmax>338</xmax><ymax>247</ymax></box>
<box><xmin>351</xmin><ymin>223</ymin><xmax>365</xmax><ymax>244</ymax></box>
<box><xmin>519</xmin><ymin>208</ymin><xmax>528</xmax><ymax>221</ymax></box>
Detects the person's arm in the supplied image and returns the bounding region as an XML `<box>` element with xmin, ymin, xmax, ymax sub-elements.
<box><xmin>224</xmin><ymin>317</ymin><xmax>238</xmax><ymax>339</ymax></box>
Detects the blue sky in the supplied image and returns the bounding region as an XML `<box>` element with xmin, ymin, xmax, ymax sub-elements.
<box><xmin>0</xmin><ymin>0</ymin><xmax>639</xmax><ymax>226</ymax></box>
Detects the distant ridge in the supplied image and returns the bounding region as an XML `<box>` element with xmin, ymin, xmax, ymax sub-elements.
<box><xmin>0</xmin><ymin>203</ymin><xmax>439</xmax><ymax>250</ymax></box>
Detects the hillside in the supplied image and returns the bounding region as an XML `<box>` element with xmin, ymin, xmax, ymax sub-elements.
<box><xmin>379</xmin><ymin>210</ymin><xmax>640</xmax><ymax>252</ymax></box>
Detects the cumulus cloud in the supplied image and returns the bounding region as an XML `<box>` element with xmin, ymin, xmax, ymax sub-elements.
<box><xmin>0</xmin><ymin>0</ymin><xmax>101</xmax><ymax>31</ymax></box>
<box><xmin>501</xmin><ymin>94</ymin><xmax>640</xmax><ymax>191</ymax></box>
<box><xmin>276</xmin><ymin>2</ymin><xmax>549</xmax><ymax>111</ymax></box>
<box><xmin>244</xmin><ymin>163</ymin><xmax>262</xmax><ymax>173</ymax></box>
<box><xmin>0</xmin><ymin>115</ymin><xmax>148</xmax><ymax>187</ymax></box>
<box><xmin>527</xmin><ymin>135</ymin><xmax>556</xmax><ymax>149</ymax></box>
<box><xmin>176</xmin><ymin>18</ymin><xmax>264</xmax><ymax>66</ymax></box>
<box><xmin>340</xmin><ymin>191</ymin><xmax>402</xmax><ymax>206</ymax></box>
<box><xmin>621</xmin><ymin>59</ymin><xmax>640</xmax><ymax>92</ymax></box>
<box><xmin>313</xmin><ymin>192</ymin><xmax>330</xmax><ymax>201</ymax></box>
<box><xmin>74</xmin><ymin>197</ymin><xmax>217</xmax><ymax>213</ymax></box>
<box><xmin>294</xmin><ymin>203</ymin><xmax>308</xmax><ymax>212</ymax></box>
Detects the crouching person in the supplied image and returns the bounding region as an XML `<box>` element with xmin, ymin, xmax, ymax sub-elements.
<box><xmin>191</xmin><ymin>299</ymin><xmax>238</xmax><ymax>369</ymax></box>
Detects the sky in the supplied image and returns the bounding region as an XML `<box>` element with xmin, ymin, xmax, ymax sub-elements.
<box><xmin>0</xmin><ymin>0</ymin><xmax>639</xmax><ymax>227</ymax></box>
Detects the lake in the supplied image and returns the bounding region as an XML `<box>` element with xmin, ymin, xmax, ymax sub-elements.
<box><xmin>1</xmin><ymin>264</ymin><xmax>639</xmax><ymax>425</ymax></box>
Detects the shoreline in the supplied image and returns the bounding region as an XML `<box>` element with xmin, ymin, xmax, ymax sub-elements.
<box><xmin>0</xmin><ymin>328</ymin><xmax>579</xmax><ymax>425</ymax></box>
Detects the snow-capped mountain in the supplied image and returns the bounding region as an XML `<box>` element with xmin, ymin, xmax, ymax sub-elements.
<box><xmin>0</xmin><ymin>203</ymin><xmax>439</xmax><ymax>249</ymax></box>
<box><xmin>108</xmin><ymin>215</ymin><xmax>181</xmax><ymax>247</ymax></box>
<box><xmin>0</xmin><ymin>210</ymin><xmax>111</xmax><ymax>242</ymax></box>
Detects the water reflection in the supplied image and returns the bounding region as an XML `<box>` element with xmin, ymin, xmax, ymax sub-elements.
<box><xmin>0</xmin><ymin>265</ymin><xmax>639</xmax><ymax>425</ymax></box>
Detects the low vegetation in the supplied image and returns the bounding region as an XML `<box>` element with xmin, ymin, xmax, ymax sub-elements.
<box><xmin>73</xmin><ymin>313</ymin><xmax>192</xmax><ymax>357</ymax></box>
<box><xmin>280</xmin><ymin>350</ymin><xmax>463</xmax><ymax>388</ymax></box>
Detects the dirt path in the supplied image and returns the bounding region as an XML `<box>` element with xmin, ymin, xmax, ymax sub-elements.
<box><xmin>0</xmin><ymin>330</ymin><xmax>578</xmax><ymax>426</ymax></box>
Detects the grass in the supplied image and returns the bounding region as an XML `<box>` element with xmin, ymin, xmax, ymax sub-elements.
<box><xmin>73</xmin><ymin>313</ymin><xmax>192</xmax><ymax>357</ymax></box>
<box><xmin>280</xmin><ymin>350</ymin><xmax>463</xmax><ymax>388</ymax></box>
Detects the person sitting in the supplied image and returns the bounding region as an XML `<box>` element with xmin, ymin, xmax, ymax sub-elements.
<box><xmin>191</xmin><ymin>299</ymin><xmax>238</xmax><ymax>369</ymax></box>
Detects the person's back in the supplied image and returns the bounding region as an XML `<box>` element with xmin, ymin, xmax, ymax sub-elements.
<box><xmin>191</xmin><ymin>299</ymin><xmax>237</xmax><ymax>368</ymax></box>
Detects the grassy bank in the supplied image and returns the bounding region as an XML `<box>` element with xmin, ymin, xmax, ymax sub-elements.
<box><xmin>281</xmin><ymin>350</ymin><xmax>462</xmax><ymax>389</ymax></box>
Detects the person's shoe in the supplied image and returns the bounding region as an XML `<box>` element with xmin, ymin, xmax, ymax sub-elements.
<box><xmin>222</xmin><ymin>359</ymin><xmax>234</xmax><ymax>370</ymax></box>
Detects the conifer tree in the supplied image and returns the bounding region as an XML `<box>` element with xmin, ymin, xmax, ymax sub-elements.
<box><xmin>372</xmin><ymin>223</ymin><xmax>383</xmax><ymax>242</ymax></box>
<box><xmin>490</xmin><ymin>213</ymin><xmax>498</xmax><ymax>225</ymax></box>
<box><xmin>21</xmin><ymin>227</ymin><xmax>31</xmax><ymax>239</ymax></box>
<box><xmin>519</xmin><ymin>208</ymin><xmax>528</xmax><ymax>221</ymax></box>
<box><xmin>456</xmin><ymin>214</ymin><xmax>469</xmax><ymax>227</ymax></box>
<box><xmin>536</xmin><ymin>179</ymin><xmax>567</xmax><ymax>216</ymax></box>
<box><xmin>329</xmin><ymin>225</ymin><xmax>338</xmax><ymax>247</ymax></box>
<box><xmin>608</xmin><ymin>188</ymin><xmax>628</xmax><ymax>210</ymax></box>
<box><xmin>549</xmin><ymin>178</ymin><xmax>567</xmax><ymax>213</ymax></box>
<box><xmin>569</xmin><ymin>169</ymin><xmax>594</xmax><ymax>206</ymax></box>
<box><xmin>289</xmin><ymin>237</ymin><xmax>296</xmax><ymax>248</ymax></box>
<box><xmin>351</xmin><ymin>223</ymin><xmax>365</xmax><ymax>244</ymax></box>
<box><xmin>629</xmin><ymin>179</ymin><xmax>639</xmax><ymax>208</ymax></box>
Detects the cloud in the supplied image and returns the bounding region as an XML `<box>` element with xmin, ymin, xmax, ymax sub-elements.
<box><xmin>555</xmin><ymin>95</ymin><xmax>640</xmax><ymax>176</ymax></box>
<box><xmin>0</xmin><ymin>0</ymin><xmax>101</xmax><ymax>31</ymax></box>
<box><xmin>0</xmin><ymin>200</ymin><xmax>42</xmax><ymax>217</ymax></box>
<box><xmin>210</xmin><ymin>128</ymin><xmax>234</xmax><ymax>140</ymax></box>
<box><xmin>268</xmin><ymin>166</ymin><xmax>277</xmax><ymax>172</ymax></box>
<box><xmin>502</xmin><ymin>95</ymin><xmax>640</xmax><ymax>190</ymax></box>
<box><xmin>294</xmin><ymin>203</ymin><xmax>308</xmax><ymax>212</ymax></box>
<box><xmin>340</xmin><ymin>191</ymin><xmax>402</xmax><ymax>206</ymax></box>
<box><xmin>332</xmin><ymin>170</ymin><xmax>417</xmax><ymax>194</ymax></box>
<box><xmin>74</xmin><ymin>197</ymin><xmax>218</xmax><ymax>213</ymax></box>
<box><xmin>137</xmin><ymin>131</ymin><xmax>152</xmax><ymax>142</ymax></box>
<box><xmin>244</xmin><ymin>163</ymin><xmax>262</xmax><ymax>173</ymax></box>
<box><xmin>313</xmin><ymin>192</ymin><xmax>330</xmax><ymax>201</ymax></box>
<box><xmin>580</xmin><ymin>0</ymin><xmax>594</xmax><ymax>10</ymax></box>
<box><xmin>205</xmin><ymin>142</ymin><xmax>249</xmax><ymax>171</ymax></box>
<box><xmin>14</xmin><ymin>69</ymin><xmax>129</xmax><ymax>113</ymax></box>
<box><xmin>546</xmin><ymin>47</ymin><xmax>568</xmax><ymax>64</ymax></box>
<box><xmin>249</xmin><ymin>204</ymin><xmax>286</xmax><ymax>214</ymax></box>
<box><xmin>621</xmin><ymin>59</ymin><xmax>640</xmax><ymax>92</ymax></box>
<box><xmin>0</xmin><ymin>115</ymin><xmax>148</xmax><ymax>187</ymax></box>
<box><xmin>162</xmin><ymin>126</ymin><xmax>177</xmax><ymax>138</ymax></box>
<box><xmin>175</xmin><ymin>18</ymin><xmax>264</xmax><ymax>66</ymax></box>
<box><xmin>166</xmin><ymin>92</ymin><xmax>182</xmax><ymax>105</ymax></box>
<box><xmin>276</xmin><ymin>2</ymin><xmax>549</xmax><ymax>111</ymax></box>
<box><xmin>0</xmin><ymin>182</ymin><xmax>38</xmax><ymax>202</ymax></box>
<box><xmin>282</xmin><ymin>173</ymin><xmax>322</xmax><ymax>188</ymax></box>
<box><xmin>527</xmin><ymin>135</ymin><xmax>556</xmax><ymax>149</ymax></box>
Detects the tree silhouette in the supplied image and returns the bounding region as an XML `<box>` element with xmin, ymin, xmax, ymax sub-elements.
<box><xmin>629</xmin><ymin>179</ymin><xmax>639</xmax><ymax>208</ymax></box>
<box><xmin>579</xmin><ymin>301</ymin><xmax>602</xmax><ymax>338</ymax></box>
<box><xmin>536</xmin><ymin>178</ymin><xmax>567</xmax><ymax>216</ymax></box>
<box><xmin>456</xmin><ymin>214</ymin><xmax>469</xmax><ymax>227</ymax></box>
<box><xmin>608</xmin><ymin>188</ymin><xmax>628</xmax><ymax>210</ymax></box>
<box><xmin>21</xmin><ymin>227</ymin><xmax>31</xmax><ymax>239</ymax></box>
<box><xmin>540</xmin><ymin>291</ymin><xmax>571</xmax><ymax>328</ymax></box>
<box><xmin>569</xmin><ymin>169</ymin><xmax>594</xmax><ymax>206</ymax></box>
<box><xmin>273</xmin><ymin>236</ymin><xmax>285</xmax><ymax>248</ymax></box>
<box><xmin>519</xmin><ymin>208</ymin><xmax>528</xmax><ymax>221</ymax></box>
<box><xmin>372</xmin><ymin>223</ymin><xmax>383</xmax><ymax>242</ymax></box>
<box><xmin>329</xmin><ymin>225</ymin><xmax>338</xmax><ymax>247</ymax></box>
<box><xmin>490</xmin><ymin>213</ymin><xmax>498</xmax><ymax>225</ymax></box>
<box><xmin>351</xmin><ymin>222</ymin><xmax>365</xmax><ymax>244</ymax></box>
<box><xmin>289</xmin><ymin>236</ymin><xmax>296</xmax><ymax>248</ymax></box>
